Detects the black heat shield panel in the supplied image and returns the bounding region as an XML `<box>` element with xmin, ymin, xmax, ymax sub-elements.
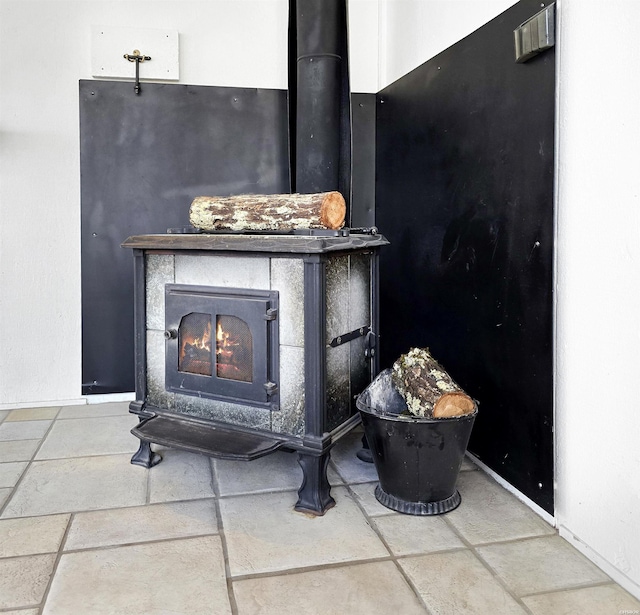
<box><xmin>375</xmin><ymin>0</ymin><xmax>555</xmax><ymax>513</ymax></box>
<box><xmin>351</xmin><ymin>93</ymin><xmax>376</xmax><ymax>228</ymax></box>
<box><xmin>80</xmin><ymin>81</ymin><xmax>290</xmax><ymax>394</ymax></box>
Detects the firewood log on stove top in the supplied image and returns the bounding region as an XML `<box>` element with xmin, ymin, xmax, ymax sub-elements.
<box><xmin>392</xmin><ymin>347</ymin><xmax>476</xmax><ymax>418</ymax></box>
<box><xmin>189</xmin><ymin>191</ymin><xmax>346</xmax><ymax>232</ymax></box>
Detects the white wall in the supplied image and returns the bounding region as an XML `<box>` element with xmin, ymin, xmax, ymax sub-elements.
<box><xmin>378</xmin><ymin>0</ymin><xmax>517</xmax><ymax>88</ymax></box>
<box><xmin>348</xmin><ymin>0</ymin><xmax>380</xmax><ymax>93</ymax></box>
<box><xmin>554</xmin><ymin>0</ymin><xmax>640</xmax><ymax>598</ymax></box>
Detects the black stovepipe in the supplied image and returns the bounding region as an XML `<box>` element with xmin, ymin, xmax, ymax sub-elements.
<box><xmin>289</xmin><ymin>0</ymin><xmax>351</xmax><ymax>219</ymax></box>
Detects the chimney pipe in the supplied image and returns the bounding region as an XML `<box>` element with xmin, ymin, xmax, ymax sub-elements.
<box><xmin>289</xmin><ymin>0</ymin><xmax>351</xmax><ymax>218</ymax></box>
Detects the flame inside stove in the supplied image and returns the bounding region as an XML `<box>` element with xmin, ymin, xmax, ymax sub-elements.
<box><xmin>216</xmin><ymin>321</ymin><xmax>228</xmax><ymax>349</ymax></box>
<box><xmin>215</xmin><ymin>315</ymin><xmax>253</xmax><ymax>382</ymax></box>
<box><xmin>178</xmin><ymin>314</ymin><xmax>213</xmax><ymax>376</ymax></box>
<box><xmin>178</xmin><ymin>313</ymin><xmax>252</xmax><ymax>383</ymax></box>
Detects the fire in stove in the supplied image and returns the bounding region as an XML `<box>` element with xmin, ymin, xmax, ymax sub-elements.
<box><xmin>178</xmin><ymin>313</ymin><xmax>212</xmax><ymax>376</ymax></box>
<box><xmin>178</xmin><ymin>313</ymin><xmax>253</xmax><ymax>383</ymax></box>
<box><xmin>215</xmin><ymin>316</ymin><xmax>252</xmax><ymax>382</ymax></box>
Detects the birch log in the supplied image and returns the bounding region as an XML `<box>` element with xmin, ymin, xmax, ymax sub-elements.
<box><xmin>392</xmin><ymin>347</ymin><xmax>476</xmax><ymax>418</ymax></box>
<box><xmin>189</xmin><ymin>191</ymin><xmax>346</xmax><ymax>232</ymax></box>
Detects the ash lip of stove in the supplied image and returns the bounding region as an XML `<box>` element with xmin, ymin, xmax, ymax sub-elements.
<box><xmin>122</xmin><ymin>228</ymin><xmax>388</xmax><ymax>515</ymax></box>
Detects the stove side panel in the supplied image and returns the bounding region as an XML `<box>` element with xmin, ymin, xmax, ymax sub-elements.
<box><xmin>349</xmin><ymin>253</ymin><xmax>373</xmax><ymax>411</ymax></box>
<box><xmin>325</xmin><ymin>252</ymin><xmax>373</xmax><ymax>431</ymax></box>
<box><xmin>326</xmin><ymin>255</ymin><xmax>351</xmax><ymax>431</ymax></box>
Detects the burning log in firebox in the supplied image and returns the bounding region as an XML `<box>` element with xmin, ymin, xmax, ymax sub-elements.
<box><xmin>392</xmin><ymin>347</ymin><xmax>475</xmax><ymax>418</ymax></box>
<box><xmin>189</xmin><ymin>191</ymin><xmax>346</xmax><ymax>232</ymax></box>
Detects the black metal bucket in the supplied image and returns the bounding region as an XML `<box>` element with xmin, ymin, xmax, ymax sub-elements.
<box><xmin>356</xmin><ymin>371</ymin><xmax>476</xmax><ymax>515</ymax></box>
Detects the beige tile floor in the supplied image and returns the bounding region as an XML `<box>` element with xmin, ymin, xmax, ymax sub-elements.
<box><xmin>1</xmin><ymin>402</ymin><xmax>639</xmax><ymax>615</ymax></box>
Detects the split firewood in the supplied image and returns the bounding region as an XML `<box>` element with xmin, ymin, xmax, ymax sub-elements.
<box><xmin>189</xmin><ymin>191</ymin><xmax>346</xmax><ymax>232</ymax></box>
<box><xmin>392</xmin><ymin>347</ymin><xmax>475</xmax><ymax>418</ymax></box>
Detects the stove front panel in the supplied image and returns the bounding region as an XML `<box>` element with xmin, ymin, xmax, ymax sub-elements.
<box><xmin>164</xmin><ymin>284</ymin><xmax>279</xmax><ymax>410</ymax></box>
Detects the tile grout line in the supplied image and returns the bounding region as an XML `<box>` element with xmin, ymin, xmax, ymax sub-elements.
<box><xmin>229</xmin><ymin>555</ymin><xmax>400</xmax><ymax>582</ymax></box>
<box><xmin>466</xmin><ymin>531</ymin><xmax>558</xmax><ymax>549</ymax></box>
<box><xmin>65</xmin><ymin>531</ymin><xmax>224</xmax><ymax>555</ymax></box>
<box><xmin>1</xmin><ymin>495</ymin><xmax>219</xmax><ymax>522</ymax></box>
<box><xmin>145</xmin><ymin>447</ymin><xmax>152</xmax><ymax>505</ymax></box>
<box><xmin>35</xmin><ymin>511</ymin><xmax>75</xmax><ymax>615</ymax></box>
<box><xmin>458</xmin><ymin>521</ymin><xmax>620</xmax><ymax>607</ymax></box>
<box><xmin>517</xmin><ymin>579</ymin><xmax>619</xmax><ymax>600</ymax></box>
<box><xmin>440</xmin><ymin>512</ymin><xmax>539</xmax><ymax>615</ymax></box>
<box><xmin>209</xmin><ymin>458</ymin><xmax>239</xmax><ymax>615</ymax></box>
<box><xmin>0</xmin><ymin>412</ymin><xmax>61</xmax><ymax>519</ymax></box>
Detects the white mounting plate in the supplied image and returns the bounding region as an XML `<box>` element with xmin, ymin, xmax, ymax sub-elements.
<box><xmin>91</xmin><ymin>26</ymin><xmax>179</xmax><ymax>81</ymax></box>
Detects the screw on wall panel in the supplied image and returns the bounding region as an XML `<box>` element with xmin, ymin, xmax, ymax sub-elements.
<box><xmin>124</xmin><ymin>49</ymin><xmax>151</xmax><ymax>95</ymax></box>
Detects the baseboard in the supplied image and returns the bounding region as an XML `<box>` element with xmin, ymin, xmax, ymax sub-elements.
<box><xmin>84</xmin><ymin>392</ymin><xmax>135</xmax><ymax>404</ymax></box>
<box><xmin>1</xmin><ymin>392</ymin><xmax>135</xmax><ymax>410</ymax></box>
<box><xmin>559</xmin><ymin>525</ymin><xmax>640</xmax><ymax>601</ymax></box>
<box><xmin>465</xmin><ymin>451</ymin><xmax>557</xmax><ymax>528</ymax></box>
<box><xmin>0</xmin><ymin>398</ymin><xmax>86</xmax><ymax>411</ymax></box>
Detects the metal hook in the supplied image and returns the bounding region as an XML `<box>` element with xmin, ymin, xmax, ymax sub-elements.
<box><xmin>123</xmin><ymin>50</ymin><xmax>152</xmax><ymax>95</ymax></box>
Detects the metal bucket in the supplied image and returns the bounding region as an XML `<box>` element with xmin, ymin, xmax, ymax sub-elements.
<box><xmin>356</xmin><ymin>371</ymin><xmax>476</xmax><ymax>515</ymax></box>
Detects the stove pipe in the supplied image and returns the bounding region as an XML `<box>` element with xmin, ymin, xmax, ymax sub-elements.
<box><xmin>289</xmin><ymin>0</ymin><xmax>351</xmax><ymax>218</ymax></box>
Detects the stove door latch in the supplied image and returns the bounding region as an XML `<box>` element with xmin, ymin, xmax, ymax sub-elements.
<box><xmin>329</xmin><ymin>326</ymin><xmax>371</xmax><ymax>348</ymax></box>
<box><xmin>263</xmin><ymin>381</ymin><xmax>278</xmax><ymax>396</ymax></box>
<box><xmin>263</xmin><ymin>308</ymin><xmax>278</xmax><ymax>321</ymax></box>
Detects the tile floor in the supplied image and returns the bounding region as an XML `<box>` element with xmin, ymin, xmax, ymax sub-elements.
<box><xmin>1</xmin><ymin>402</ymin><xmax>639</xmax><ymax>615</ymax></box>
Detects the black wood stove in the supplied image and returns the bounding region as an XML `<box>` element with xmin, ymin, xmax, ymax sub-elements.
<box><xmin>122</xmin><ymin>229</ymin><xmax>388</xmax><ymax>515</ymax></box>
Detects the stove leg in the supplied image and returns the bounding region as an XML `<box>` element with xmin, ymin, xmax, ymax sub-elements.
<box><xmin>295</xmin><ymin>451</ymin><xmax>335</xmax><ymax>515</ymax></box>
<box><xmin>131</xmin><ymin>439</ymin><xmax>162</xmax><ymax>468</ymax></box>
<box><xmin>356</xmin><ymin>433</ymin><xmax>373</xmax><ymax>463</ymax></box>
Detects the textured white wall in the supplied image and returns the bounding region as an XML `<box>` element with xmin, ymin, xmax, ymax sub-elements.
<box><xmin>554</xmin><ymin>0</ymin><xmax>640</xmax><ymax>598</ymax></box>
<box><xmin>348</xmin><ymin>0</ymin><xmax>380</xmax><ymax>93</ymax></box>
<box><xmin>378</xmin><ymin>0</ymin><xmax>517</xmax><ymax>88</ymax></box>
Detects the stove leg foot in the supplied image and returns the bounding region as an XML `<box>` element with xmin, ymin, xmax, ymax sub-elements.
<box><xmin>131</xmin><ymin>439</ymin><xmax>162</xmax><ymax>468</ymax></box>
<box><xmin>356</xmin><ymin>433</ymin><xmax>373</xmax><ymax>463</ymax></box>
<box><xmin>295</xmin><ymin>451</ymin><xmax>335</xmax><ymax>515</ymax></box>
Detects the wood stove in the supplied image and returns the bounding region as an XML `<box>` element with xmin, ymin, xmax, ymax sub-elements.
<box><xmin>122</xmin><ymin>229</ymin><xmax>388</xmax><ymax>515</ymax></box>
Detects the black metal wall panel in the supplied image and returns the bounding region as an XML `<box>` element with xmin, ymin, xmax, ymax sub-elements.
<box><xmin>351</xmin><ymin>93</ymin><xmax>376</xmax><ymax>228</ymax></box>
<box><xmin>80</xmin><ymin>81</ymin><xmax>291</xmax><ymax>394</ymax></box>
<box><xmin>375</xmin><ymin>0</ymin><xmax>555</xmax><ymax>512</ymax></box>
